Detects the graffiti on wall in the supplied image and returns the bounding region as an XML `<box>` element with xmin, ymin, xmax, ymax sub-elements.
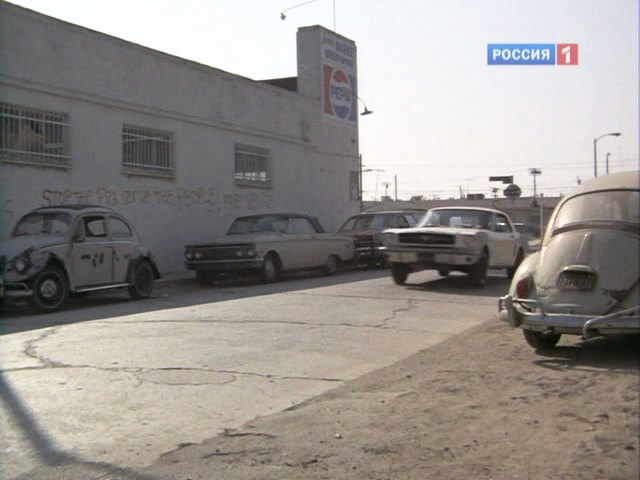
<box><xmin>39</xmin><ymin>187</ymin><xmax>274</xmax><ymax>211</ymax></box>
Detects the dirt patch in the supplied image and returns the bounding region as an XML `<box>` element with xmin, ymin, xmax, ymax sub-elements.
<box><xmin>147</xmin><ymin>318</ymin><xmax>639</xmax><ymax>480</ymax></box>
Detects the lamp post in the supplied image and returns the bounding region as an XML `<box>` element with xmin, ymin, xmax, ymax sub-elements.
<box><xmin>593</xmin><ymin>132</ymin><xmax>621</xmax><ymax>177</ymax></box>
<box><xmin>606</xmin><ymin>152</ymin><xmax>611</xmax><ymax>175</ymax></box>
<box><xmin>529</xmin><ymin>168</ymin><xmax>542</xmax><ymax>207</ymax></box>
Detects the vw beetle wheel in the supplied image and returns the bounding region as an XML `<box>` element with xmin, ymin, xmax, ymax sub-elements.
<box><xmin>523</xmin><ymin>330</ymin><xmax>561</xmax><ymax>350</ymax></box>
<box><xmin>33</xmin><ymin>267</ymin><xmax>68</xmax><ymax>312</ymax></box>
<box><xmin>128</xmin><ymin>260</ymin><xmax>155</xmax><ymax>299</ymax></box>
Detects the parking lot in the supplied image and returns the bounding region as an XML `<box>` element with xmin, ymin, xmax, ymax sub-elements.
<box><xmin>1</xmin><ymin>267</ymin><xmax>513</xmax><ymax>479</ymax></box>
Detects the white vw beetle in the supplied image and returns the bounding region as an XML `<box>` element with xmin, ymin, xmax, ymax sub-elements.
<box><xmin>499</xmin><ymin>171</ymin><xmax>640</xmax><ymax>349</ymax></box>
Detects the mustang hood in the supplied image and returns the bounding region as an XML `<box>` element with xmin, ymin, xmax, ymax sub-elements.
<box><xmin>0</xmin><ymin>234</ymin><xmax>67</xmax><ymax>260</ymax></box>
<box><xmin>536</xmin><ymin>227</ymin><xmax>639</xmax><ymax>315</ymax></box>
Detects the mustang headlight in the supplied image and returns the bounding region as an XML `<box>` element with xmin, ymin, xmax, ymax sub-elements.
<box><xmin>461</xmin><ymin>236</ymin><xmax>477</xmax><ymax>248</ymax></box>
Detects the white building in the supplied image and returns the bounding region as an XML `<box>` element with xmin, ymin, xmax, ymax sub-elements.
<box><xmin>0</xmin><ymin>1</ymin><xmax>362</xmax><ymax>273</ymax></box>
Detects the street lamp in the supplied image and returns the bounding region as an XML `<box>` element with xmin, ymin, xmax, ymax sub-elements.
<box><xmin>606</xmin><ymin>152</ymin><xmax>611</xmax><ymax>175</ymax></box>
<box><xmin>593</xmin><ymin>132</ymin><xmax>621</xmax><ymax>177</ymax></box>
<box><xmin>529</xmin><ymin>168</ymin><xmax>541</xmax><ymax>207</ymax></box>
<box><xmin>280</xmin><ymin>0</ymin><xmax>336</xmax><ymax>31</ymax></box>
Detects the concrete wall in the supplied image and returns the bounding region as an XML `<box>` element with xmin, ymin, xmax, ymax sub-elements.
<box><xmin>0</xmin><ymin>3</ymin><xmax>360</xmax><ymax>273</ymax></box>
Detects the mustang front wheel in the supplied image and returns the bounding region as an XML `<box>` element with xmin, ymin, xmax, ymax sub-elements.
<box><xmin>391</xmin><ymin>263</ymin><xmax>409</xmax><ymax>285</ymax></box>
<box><xmin>468</xmin><ymin>251</ymin><xmax>488</xmax><ymax>287</ymax></box>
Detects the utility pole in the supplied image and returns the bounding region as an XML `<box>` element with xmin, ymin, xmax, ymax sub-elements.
<box><xmin>394</xmin><ymin>174</ymin><xmax>397</xmax><ymax>201</ymax></box>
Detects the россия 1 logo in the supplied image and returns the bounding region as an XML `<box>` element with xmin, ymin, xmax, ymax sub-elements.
<box><xmin>488</xmin><ymin>43</ymin><xmax>579</xmax><ymax>65</ymax></box>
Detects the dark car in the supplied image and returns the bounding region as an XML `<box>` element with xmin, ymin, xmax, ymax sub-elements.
<box><xmin>0</xmin><ymin>205</ymin><xmax>160</xmax><ymax>312</ymax></box>
<box><xmin>338</xmin><ymin>210</ymin><xmax>425</xmax><ymax>267</ymax></box>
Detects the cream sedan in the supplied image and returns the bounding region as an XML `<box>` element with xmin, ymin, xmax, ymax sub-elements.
<box><xmin>184</xmin><ymin>213</ymin><xmax>355</xmax><ymax>285</ymax></box>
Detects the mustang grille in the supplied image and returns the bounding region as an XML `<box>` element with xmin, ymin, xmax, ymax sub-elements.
<box><xmin>557</xmin><ymin>271</ymin><xmax>596</xmax><ymax>291</ymax></box>
<box><xmin>398</xmin><ymin>233</ymin><xmax>455</xmax><ymax>245</ymax></box>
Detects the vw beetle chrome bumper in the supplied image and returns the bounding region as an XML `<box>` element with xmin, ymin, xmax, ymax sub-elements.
<box><xmin>499</xmin><ymin>295</ymin><xmax>640</xmax><ymax>338</ymax></box>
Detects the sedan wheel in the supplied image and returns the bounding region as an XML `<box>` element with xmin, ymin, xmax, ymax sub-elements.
<box><xmin>128</xmin><ymin>260</ymin><xmax>155</xmax><ymax>299</ymax></box>
<box><xmin>260</xmin><ymin>254</ymin><xmax>280</xmax><ymax>283</ymax></box>
<box><xmin>33</xmin><ymin>267</ymin><xmax>68</xmax><ymax>312</ymax></box>
<box><xmin>523</xmin><ymin>329</ymin><xmax>561</xmax><ymax>350</ymax></box>
<box><xmin>323</xmin><ymin>255</ymin><xmax>339</xmax><ymax>275</ymax></box>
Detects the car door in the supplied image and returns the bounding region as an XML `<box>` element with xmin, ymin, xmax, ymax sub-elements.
<box><xmin>108</xmin><ymin>215</ymin><xmax>137</xmax><ymax>283</ymax></box>
<box><xmin>489</xmin><ymin>213</ymin><xmax>518</xmax><ymax>266</ymax></box>
<box><xmin>285</xmin><ymin>216</ymin><xmax>322</xmax><ymax>268</ymax></box>
<box><xmin>70</xmin><ymin>214</ymin><xmax>114</xmax><ymax>287</ymax></box>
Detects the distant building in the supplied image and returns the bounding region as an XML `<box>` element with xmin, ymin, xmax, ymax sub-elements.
<box><xmin>0</xmin><ymin>2</ymin><xmax>362</xmax><ymax>272</ymax></box>
<box><xmin>364</xmin><ymin>195</ymin><xmax>561</xmax><ymax>238</ymax></box>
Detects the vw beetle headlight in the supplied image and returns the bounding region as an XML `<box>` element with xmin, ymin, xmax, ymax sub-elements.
<box><xmin>14</xmin><ymin>257</ymin><xmax>29</xmax><ymax>273</ymax></box>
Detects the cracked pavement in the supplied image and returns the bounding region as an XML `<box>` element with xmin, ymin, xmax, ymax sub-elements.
<box><xmin>0</xmin><ymin>269</ymin><xmax>505</xmax><ymax>479</ymax></box>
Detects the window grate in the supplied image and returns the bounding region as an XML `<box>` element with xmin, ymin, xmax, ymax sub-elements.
<box><xmin>0</xmin><ymin>102</ymin><xmax>71</xmax><ymax>168</ymax></box>
<box><xmin>234</xmin><ymin>144</ymin><xmax>271</xmax><ymax>187</ymax></box>
<box><xmin>122</xmin><ymin>125</ymin><xmax>175</xmax><ymax>178</ymax></box>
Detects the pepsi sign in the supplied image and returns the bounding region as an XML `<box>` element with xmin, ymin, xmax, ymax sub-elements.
<box><xmin>323</xmin><ymin>64</ymin><xmax>358</xmax><ymax>122</ymax></box>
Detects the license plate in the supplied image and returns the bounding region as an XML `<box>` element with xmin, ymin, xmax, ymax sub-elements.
<box><xmin>557</xmin><ymin>271</ymin><xmax>596</xmax><ymax>290</ymax></box>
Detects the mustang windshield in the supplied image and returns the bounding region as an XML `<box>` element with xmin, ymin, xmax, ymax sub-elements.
<box><xmin>552</xmin><ymin>190</ymin><xmax>640</xmax><ymax>230</ymax></box>
<box><xmin>419</xmin><ymin>210</ymin><xmax>491</xmax><ymax>229</ymax></box>
<box><xmin>12</xmin><ymin>212</ymin><xmax>71</xmax><ymax>237</ymax></box>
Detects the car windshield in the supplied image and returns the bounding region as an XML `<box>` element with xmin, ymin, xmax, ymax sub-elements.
<box><xmin>552</xmin><ymin>190</ymin><xmax>640</xmax><ymax>230</ymax></box>
<box><xmin>419</xmin><ymin>209</ymin><xmax>492</xmax><ymax>229</ymax></box>
<box><xmin>340</xmin><ymin>215</ymin><xmax>390</xmax><ymax>231</ymax></box>
<box><xmin>11</xmin><ymin>212</ymin><xmax>71</xmax><ymax>237</ymax></box>
<box><xmin>227</xmin><ymin>215</ymin><xmax>288</xmax><ymax>234</ymax></box>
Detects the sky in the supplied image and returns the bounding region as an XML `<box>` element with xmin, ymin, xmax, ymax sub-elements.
<box><xmin>8</xmin><ymin>0</ymin><xmax>638</xmax><ymax>200</ymax></box>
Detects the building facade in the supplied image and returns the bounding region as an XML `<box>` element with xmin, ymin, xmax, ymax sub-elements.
<box><xmin>0</xmin><ymin>2</ymin><xmax>362</xmax><ymax>272</ymax></box>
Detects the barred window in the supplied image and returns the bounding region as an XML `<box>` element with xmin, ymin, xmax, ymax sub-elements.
<box><xmin>234</xmin><ymin>144</ymin><xmax>271</xmax><ymax>187</ymax></box>
<box><xmin>122</xmin><ymin>125</ymin><xmax>175</xmax><ymax>178</ymax></box>
<box><xmin>0</xmin><ymin>102</ymin><xmax>70</xmax><ymax>168</ymax></box>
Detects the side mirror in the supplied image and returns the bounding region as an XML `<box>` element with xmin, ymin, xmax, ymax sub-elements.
<box><xmin>72</xmin><ymin>234</ymin><xmax>84</xmax><ymax>243</ymax></box>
